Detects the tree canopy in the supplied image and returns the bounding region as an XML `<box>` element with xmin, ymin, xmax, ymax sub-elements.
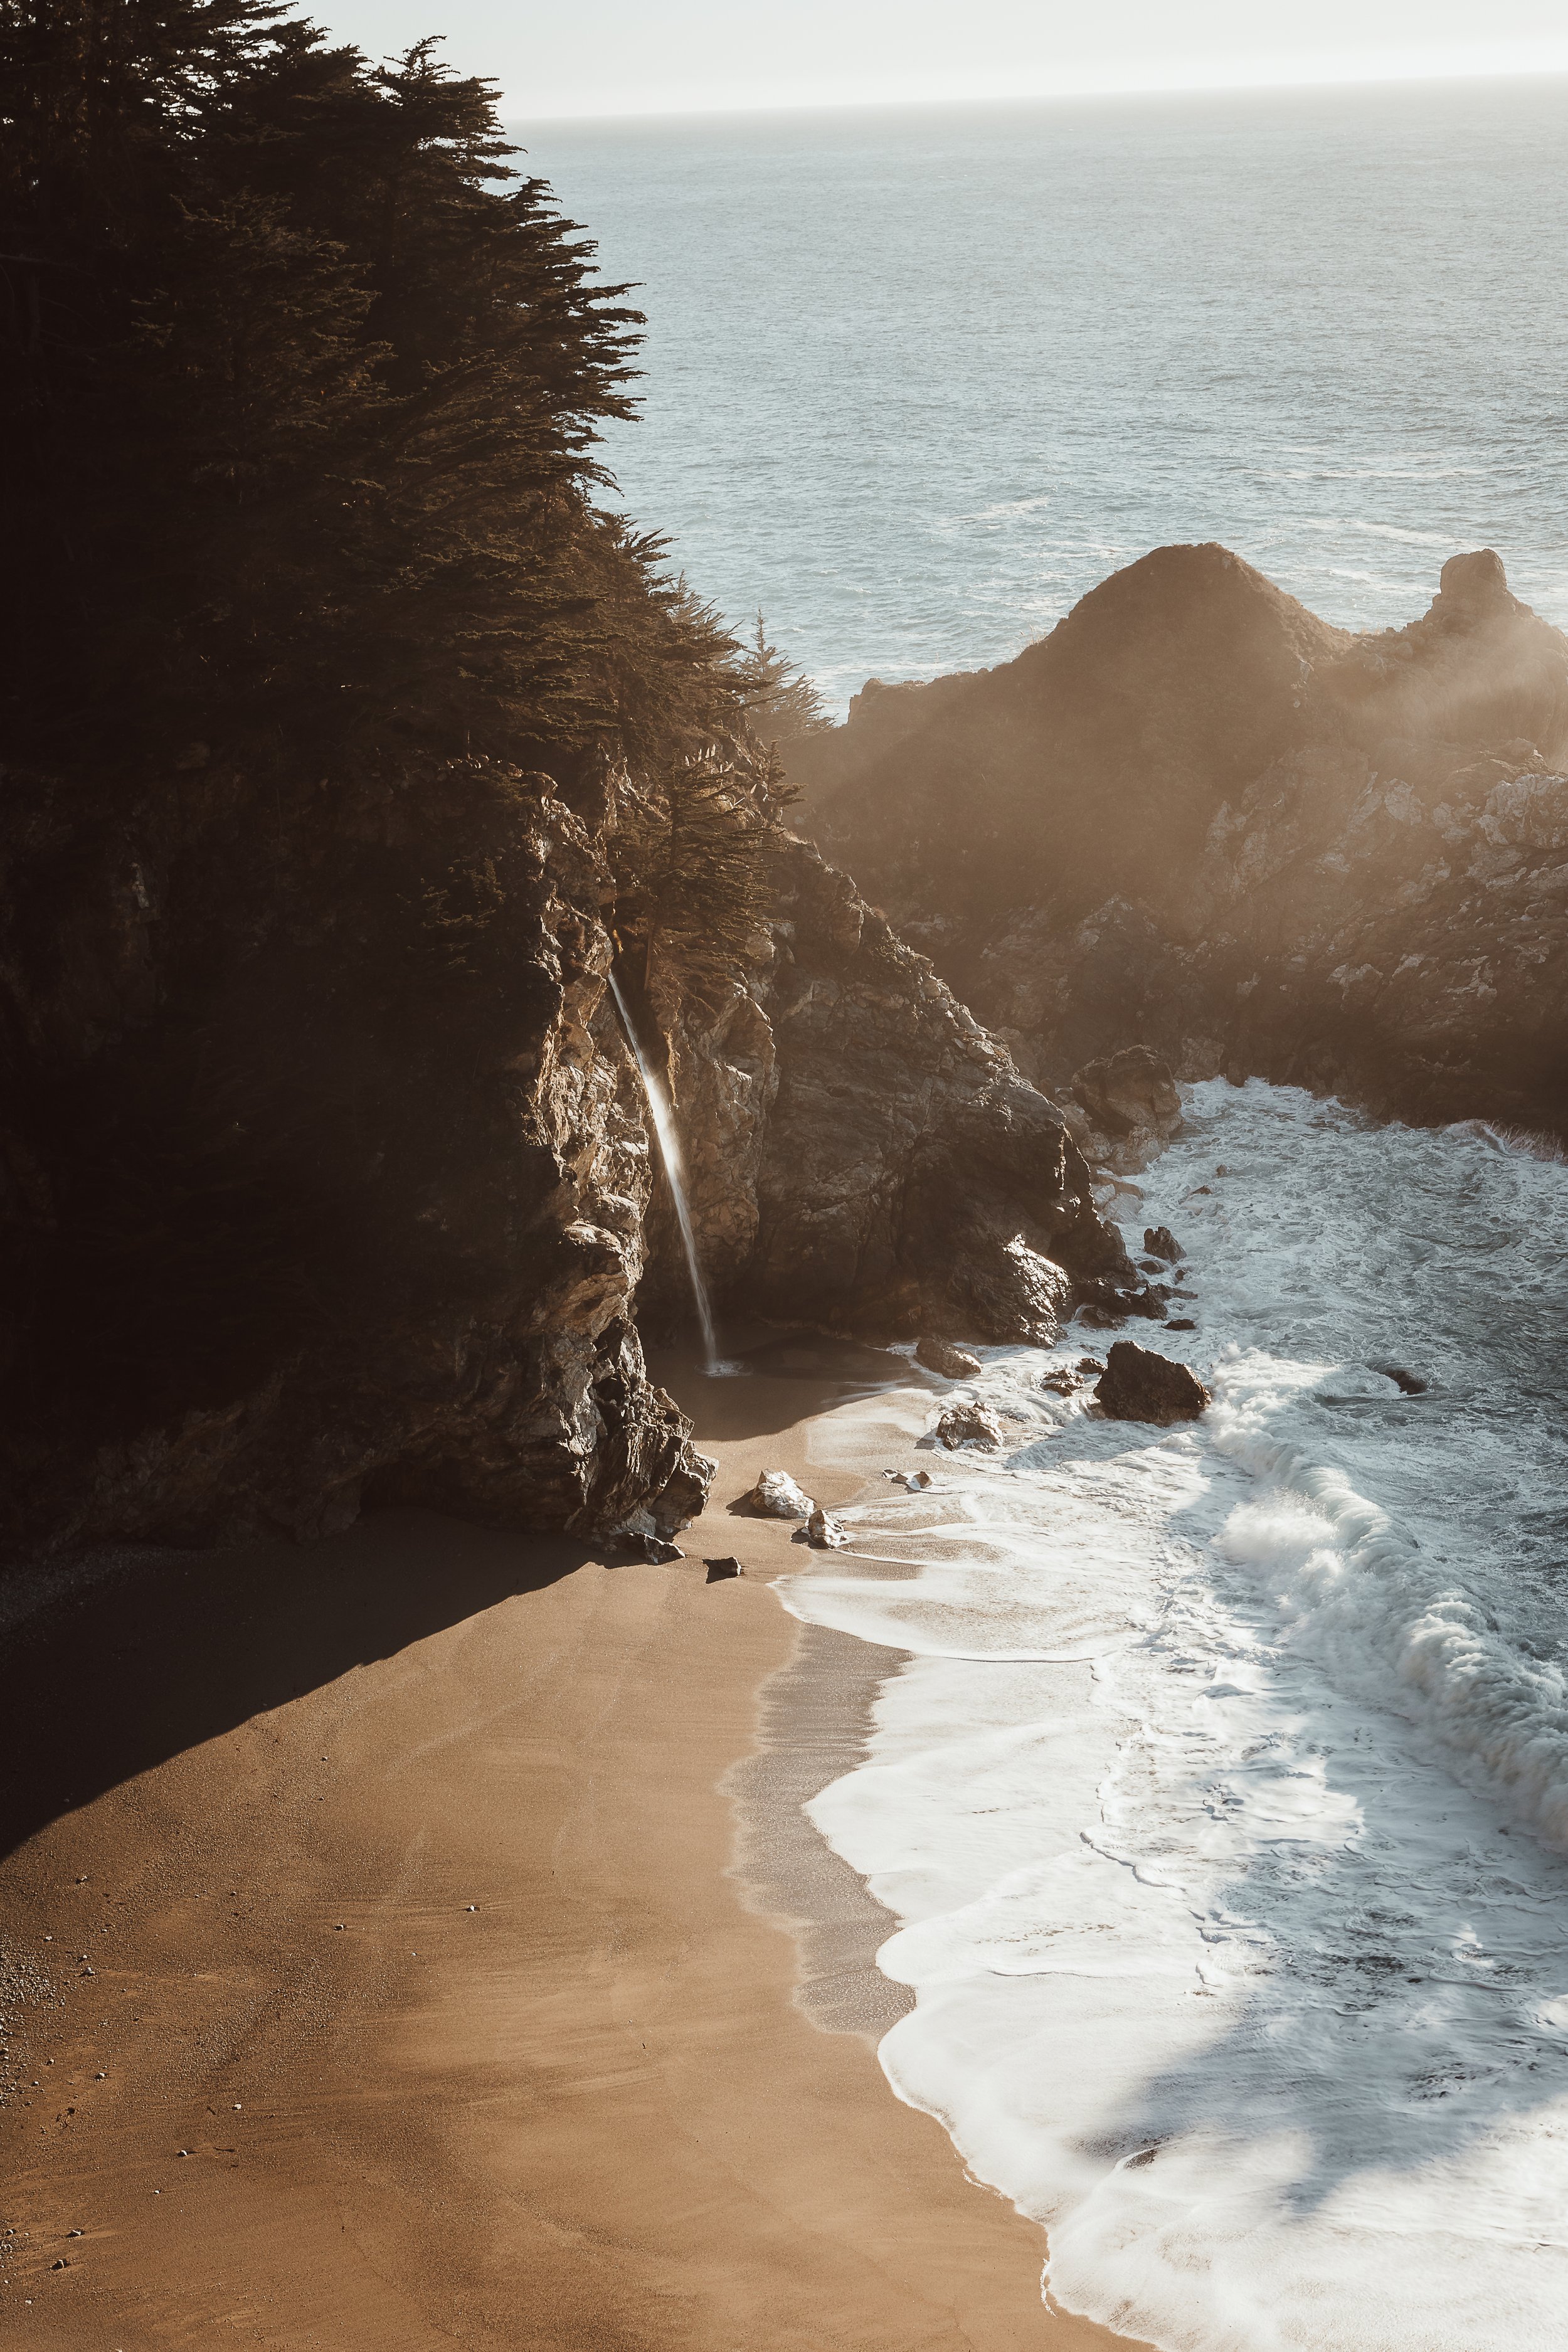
<box><xmin>0</xmin><ymin>0</ymin><xmax>767</xmax><ymax>773</ymax></box>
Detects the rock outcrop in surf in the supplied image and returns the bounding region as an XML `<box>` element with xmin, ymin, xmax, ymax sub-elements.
<box><xmin>787</xmin><ymin>546</ymin><xmax>1568</xmax><ymax>1134</ymax></box>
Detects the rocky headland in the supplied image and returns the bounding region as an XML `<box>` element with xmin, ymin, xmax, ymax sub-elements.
<box><xmin>788</xmin><ymin>545</ymin><xmax>1568</xmax><ymax>1136</ymax></box>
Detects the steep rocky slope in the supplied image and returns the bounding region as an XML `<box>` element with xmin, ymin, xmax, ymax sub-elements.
<box><xmin>790</xmin><ymin>547</ymin><xmax>1568</xmax><ymax>1131</ymax></box>
<box><xmin>643</xmin><ymin>829</ymin><xmax>1128</xmax><ymax>1343</ymax></box>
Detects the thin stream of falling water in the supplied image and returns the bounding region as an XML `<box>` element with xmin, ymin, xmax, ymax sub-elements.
<box><xmin>606</xmin><ymin>967</ymin><xmax>720</xmax><ymax>1373</ymax></box>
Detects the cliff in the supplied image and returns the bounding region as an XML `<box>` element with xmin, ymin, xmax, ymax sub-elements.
<box><xmin>790</xmin><ymin>546</ymin><xmax>1568</xmax><ymax>1131</ymax></box>
<box><xmin>644</xmin><ymin>829</ymin><xmax>1128</xmax><ymax>1343</ymax></box>
<box><xmin>0</xmin><ymin>8</ymin><xmax>1142</xmax><ymax>1560</ymax></box>
<box><xmin>0</xmin><ymin>751</ymin><xmax>1133</xmax><ymax>1557</ymax></box>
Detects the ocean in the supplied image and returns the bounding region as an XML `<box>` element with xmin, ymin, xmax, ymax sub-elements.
<box><xmin>520</xmin><ymin>79</ymin><xmax>1568</xmax><ymax>712</ymax></box>
<box><xmin>529</xmin><ymin>79</ymin><xmax>1568</xmax><ymax>2349</ymax></box>
<box><xmin>781</xmin><ymin>1088</ymin><xmax>1568</xmax><ymax>2350</ymax></box>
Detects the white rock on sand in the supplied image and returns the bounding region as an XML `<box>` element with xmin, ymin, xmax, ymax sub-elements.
<box><xmin>744</xmin><ymin>1468</ymin><xmax>817</xmax><ymax>1518</ymax></box>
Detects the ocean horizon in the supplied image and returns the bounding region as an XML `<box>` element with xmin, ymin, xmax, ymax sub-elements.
<box><xmin>519</xmin><ymin>77</ymin><xmax>1568</xmax><ymax>709</ymax></box>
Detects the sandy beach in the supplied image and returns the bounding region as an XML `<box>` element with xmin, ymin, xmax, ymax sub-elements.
<box><xmin>0</xmin><ymin>1351</ymin><xmax>1140</xmax><ymax>2351</ymax></box>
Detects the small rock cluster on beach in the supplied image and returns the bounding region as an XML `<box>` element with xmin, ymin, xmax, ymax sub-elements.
<box><xmin>743</xmin><ymin>1469</ymin><xmax>850</xmax><ymax>1547</ymax></box>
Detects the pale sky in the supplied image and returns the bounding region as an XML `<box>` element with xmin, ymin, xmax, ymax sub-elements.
<box><xmin>308</xmin><ymin>0</ymin><xmax>1568</xmax><ymax>117</ymax></box>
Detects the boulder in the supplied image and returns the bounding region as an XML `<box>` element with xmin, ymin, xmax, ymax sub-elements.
<box><xmin>744</xmin><ymin>1468</ymin><xmax>816</xmax><ymax>1518</ymax></box>
<box><xmin>807</xmin><ymin>1506</ymin><xmax>852</xmax><ymax>1549</ymax></box>
<box><xmin>1143</xmin><ymin>1225</ymin><xmax>1184</xmax><ymax>1263</ymax></box>
<box><xmin>705</xmin><ymin>1555</ymin><xmax>743</xmax><ymax>1581</ymax></box>
<box><xmin>1095</xmin><ymin>1342</ymin><xmax>1210</xmax><ymax>1425</ymax></box>
<box><xmin>625</xmin><ymin>1533</ymin><xmax>684</xmax><ymax>1564</ymax></box>
<box><xmin>1073</xmin><ymin>1046</ymin><xmax>1182</xmax><ymax>1142</ymax></box>
<box><xmin>916</xmin><ymin>1337</ymin><xmax>983</xmax><ymax>1379</ymax></box>
<box><xmin>934</xmin><ymin>1400</ymin><xmax>1005</xmax><ymax>1449</ymax></box>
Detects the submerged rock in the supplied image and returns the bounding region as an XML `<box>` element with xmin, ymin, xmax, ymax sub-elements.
<box><xmin>744</xmin><ymin>1468</ymin><xmax>816</xmax><ymax>1518</ymax></box>
<box><xmin>1077</xmin><ymin>1276</ymin><xmax>1168</xmax><ymax>1326</ymax></box>
<box><xmin>1369</xmin><ymin>1361</ymin><xmax>1429</xmax><ymax>1396</ymax></box>
<box><xmin>935</xmin><ymin>1400</ymin><xmax>1005</xmax><ymax>1450</ymax></box>
<box><xmin>1095</xmin><ymin>1342</ymin><xmax>1211</xmax><ymax>1425</ymax></box>
<box><xmin>1143</xmin><ymin>1225</ymin><xmax>1184</xmax><ymax>1263</ymax></box>
<box><xmin>916</xmin><ymin>1337</ymin><xmax>983</xmax><ymax>1379</ymax></box>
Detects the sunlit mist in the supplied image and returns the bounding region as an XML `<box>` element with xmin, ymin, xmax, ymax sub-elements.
<box><xmin>309</xmin><ymin>0</ymin><xmax>1568</xmax><ymax>117</ymax></box>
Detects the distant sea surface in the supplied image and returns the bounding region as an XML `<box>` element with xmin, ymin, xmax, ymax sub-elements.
<box><xmin>518</xmin><ymin>80</ymin><xmax>1568</xmax><ymax>711</ymax></box>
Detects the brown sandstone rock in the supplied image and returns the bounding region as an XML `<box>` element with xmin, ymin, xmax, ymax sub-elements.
<box><xmin>916</xmin><ymin>1337</ymin><xmax>984</xmax><ymax>1379</ymax></box>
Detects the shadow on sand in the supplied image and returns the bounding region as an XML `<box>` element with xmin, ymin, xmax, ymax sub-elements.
<box><xmin>0</xmin><ymin>1508</ymin><xmax>592</xmax><ymax>1863</ymax></box>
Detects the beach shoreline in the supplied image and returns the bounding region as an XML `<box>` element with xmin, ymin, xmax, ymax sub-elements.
<box><xmin>0</xmin><ymin>1351</ymin><xmax>1138</xmax><ymax>2351</ymax></box>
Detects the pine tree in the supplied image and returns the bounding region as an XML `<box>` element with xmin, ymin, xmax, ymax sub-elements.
<box><xmin>0</xmin><ymin>4</ymin><xmax>703</xmax><ymax>767</ymax></box>
<box><xmin>741</xmin><ymin>610</ymin><xmax>830</xmax><ymax>739</ymax></box>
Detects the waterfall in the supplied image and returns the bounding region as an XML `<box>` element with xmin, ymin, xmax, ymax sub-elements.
<box><xmin>606</xmin><ymin>967</ymin><xmax>721</xmax><ymax>1374</ymax></box>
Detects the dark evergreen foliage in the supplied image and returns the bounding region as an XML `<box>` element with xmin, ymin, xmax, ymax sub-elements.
<box><xmin>0</xmin><ymin>0</ymin><xmax>743</xmax><ymax>766</ymax></box>
<box><xmin>741</xmin><ymin>611</ymin><xmax>830</xmax><ymax>740</ymax></box>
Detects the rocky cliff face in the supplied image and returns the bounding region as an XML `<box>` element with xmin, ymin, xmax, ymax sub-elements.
<box><xmin>1</xmin><ymin>755</ymin><xmax>1133</xmax><ymax>1558</ymax></box>
<box><xmin>644</xmin><ymin>830</ymin><xmax>1130</xmax><ymax>1346</ymax></box>
<box><xmin>0</xmin><ymin>761</ymin><xmax>712</xmax><ymax>1552</ymax></box>
<box><xmin>790</xmin><ymin>547</ymin><xmax>1568</xmax><ymax>1133</ymax></box>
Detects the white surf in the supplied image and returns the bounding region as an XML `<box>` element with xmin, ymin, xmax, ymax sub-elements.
<box><xmin>780</xmin><ymin>1079</ymin><xmax>1568</xmax><ymax>2352</ymax></box>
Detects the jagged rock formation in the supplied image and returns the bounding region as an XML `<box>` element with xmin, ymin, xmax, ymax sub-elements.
<box><xmin>1063</xmin><ymin>1045</ymin><xmax>1185</xmax><ymax>1174</ymax></box>
<box><xmin>642</xmin><ymin>832</ymin><xmax>1127</xmax><ymax>1348</ymax></box>
<box><xmin>1096</xmin><ymin>1342</ymin><xmax>1211</xmax><ymax>1426</ymax></box>
<box><xmin>789</xmin><ymin>547</ymin><xmax>1568</xmax><ymax>1133</ymax></box>
<box><xmin>0</xmin><ymin>0</ymin><xmax>1142</xmax><ymax>1564</ymax></box>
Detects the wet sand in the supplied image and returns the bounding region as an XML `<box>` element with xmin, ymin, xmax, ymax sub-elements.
<box><xmin>0</xmin><ymin>1352</ymin><xmax>1138</xmax><ymax>2350</ymax></box>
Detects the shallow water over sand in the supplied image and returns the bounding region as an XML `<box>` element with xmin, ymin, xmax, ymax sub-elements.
<box><xmin>778</xmin><ymin>1083</ymin><xmax>1568</xmax><ymax>2350</ymax></box>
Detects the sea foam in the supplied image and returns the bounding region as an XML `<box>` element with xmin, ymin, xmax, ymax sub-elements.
<box><xmin>778</xmin><ymin>1081</ymin><xmax>1568</xmax><ymax>2351</ymax></box>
